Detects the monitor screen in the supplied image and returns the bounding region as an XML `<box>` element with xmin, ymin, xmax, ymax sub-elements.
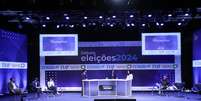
<box><xmin>142</xmin><ymin>32</ymin><xmax>181</xmax><ymax>55</ymax></box>
<box><xmin>40</xmin><ymin>34</ymin><xmax>78</xmax><ymax>56</ymax></box>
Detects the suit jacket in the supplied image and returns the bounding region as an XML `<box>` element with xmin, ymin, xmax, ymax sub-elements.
<box><xmin>8</xmin><ymin>81</ymin><xmax>15</xmax><ymax>94</ymax></box>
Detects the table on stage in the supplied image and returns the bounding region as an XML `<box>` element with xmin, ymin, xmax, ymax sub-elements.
<box><xmin>82</xmin><ymin>79</ymin><xmax>132</xmax><ymax>97</ymax></box>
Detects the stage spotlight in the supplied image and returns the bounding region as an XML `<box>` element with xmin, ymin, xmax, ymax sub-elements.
<box><xmin>160</xmin><ymin>23</ymin><xmax>164</xmax><ymax>26</ymax></box>
<box><xmin>168</xmin><ymin>14</ymin><xmax>172</xmax><ymax>17</ymax></box>
<box><xmin>177</xmin><ymin>22</ymin><xmax>182</xmax><ymax>26</ymax></box>
<box><xmin>42</xmin><ymin>24</ymin><xmax>46</xmax><ymax>27</ymax></box>
<box><xmin>65</xmin><ymin>16</ymin><xmax>70</xmax><ymax>20</ymax></box>
<box><xmin>142</xmin><ymin>23</ymin><xmax>146</xmax><ymax>27</ymax></box>
<box><xmin>82</xmin><ymin>24</ymin><xmax>86</xmax><ymax>27</ymax></box>
<box><xmin>25</xmin><ymin>17</ymin><xmax>30</xmax><ymax>20</ymax></box>
<box><xmin>130</xmin><ymin>15</ymin><xmax>134</xmax><ymax>18</ymax></box>
<box><xmin>126</xmin><ymin>23</ymin><xmax>130</xmax><ymax>27</ymax></box>
<box><xmin>46</xmin><ymin>16</ymin><xmax>50</xmax><ymax>20</ymax></box>
<box><xmin>99</xmin><ymin>16</ymin><xmax>103</xmax><ymax>19</ymax></box>
<box><xmin>112</xmin><ymin>15</ymin><xmax>116</xmax><ymax>18</ymax></box>
<box><xmin>92</xmin><ymin>22</ymin><xmax>96</xmax><ymax>26</ymax></box>
<box><xmin>64</xmin><ymin>13</ymin><xmax>68</xmax><ymax>16</ymax></box>
<box><xmin>131</xmin><ymin>23</ymin><xmax>135</xmax><ymax>26</ymax></box>
<box><xmin>177</xmin><ymin>22</ymin><xmax>181</xmax><ymax>26</ymax></box>
<box><xmin>84</xmin><ymin>16</ymin><xmax>88</xmax><ymax>19</ymax></box>
<box><xmin>69</xmin><ymin>25</ymin><xmax>74</xmax><ymax>28</ymax></box>
<box><xmin>56</xmin><ymin>25</ymin><xmax>60</xmax><ymax>28</ymax></box>
<box><xmin>156</xmin><ymin>22</ymin><xmax>160</xmax><ymax>26</ymax></box>
<box><xmin>184</xmin><ymin>13</ymin><xmax>189</xmax><ymax>16</ymax></box>
<box><xmin>148</xmin><ymin>14</ymin><xmax>152</xmax><ymax>17</ymax></box>
<box><xmin>110</xmin><ymin>24</ymin><xmax>114</xmax><ymax>27</ymax></box>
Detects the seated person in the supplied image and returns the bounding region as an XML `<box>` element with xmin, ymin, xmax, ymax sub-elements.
<box><xmin>126</xmin><ymin>70</ymin><xmax>133</xmax><ymax>80</ymax></box>
<box><xmin>31</xmin><ymin>77</ymin><xmax>41</xmax><ymax>96</ymax></box>
<box><xmin>160</xmin><ymin>75</ymin><xmax>170</xmax><ymax>90</ymax></box>
<box><xmin>8</xmin><ymin>77</ymin><xmax>22</xmax><ymax>95</ymax></box>
<box><xmin>47</xmin><ymin>78</ymin><xmax>58</xmax><ymax>94</ymax></box>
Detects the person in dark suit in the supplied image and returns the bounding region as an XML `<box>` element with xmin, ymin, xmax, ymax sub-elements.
<box><xmin>160</xmin><ymin>75</ymin><xmax>170</xmax><ymax>89</ymax></box>
<box><xmin>8</xmin><ymin>77</ymin><xmax>22</xmax><ymax>95</ymax></box>
<box><xmin>81</xmin><ymin>69</ymin><xmax>87</xmax><ymax>96</ymax></box>
<box><xmin>111</xmin><ymin>69</ymin><xmax>117</xmax><ymax>79</ymax></box>
<box><xmin>81</xmin><ymin>69</ymin><xmax>88</xmax><ymax>80</ymax></box>
<box><xmin>31</xmin><ymin>77</ymin><xmax>41</xmax><ymax>97</ymax></box>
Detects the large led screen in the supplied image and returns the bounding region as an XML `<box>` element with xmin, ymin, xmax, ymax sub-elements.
<box><xmin>0</xmin><ymin>29</ymin><xmax>27</xmax><ymax>94</ymax></box>
<box><xmin>142</xmin><ymin>32</ymin><xmax>181</xmax><ymax>55</ymax></box>
<box><xmin>40</xmin><ymin>34</ymin><xmax>78</xmax><ymax>56</ymax></box>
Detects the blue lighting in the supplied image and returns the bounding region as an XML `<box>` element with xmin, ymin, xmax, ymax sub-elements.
<box><xmin>168</xmin><ymin>14</ymin><xmax>172</xmax><ymax>17</ymax></box>
<box><xmin>25</xmin><ymin>17</ymin><xmax>30</xmax><ymax>20</ymax></box>
<box><xmin>82</xmin><ymin>24</ymin><xmax>86</xmax><ymax>27</ymax></box>
<box><xmin>131</xmin><ymin>23</ymin><xmax>135</xmax><ymax>26</ymax></box>
<box><xmin>185</xmin><ymin>13</ymin><xmax>189</xmax><ymax>16</ymax></box>
<box><xmin>99</xmin><ymin>16</ymin><xmax>103</xmax><ymax>19</ymax></box>
<box><xmin>177</xmin><ymin>22</ymin><xmax>182</xmax><ymax>26</ymax></box>
<box><xmin>56</xmin><ymin>25</ymin><xmax>60</xmax><ymax>28</ymax></box>
<box><xmin>84</xmin><ymin>16</ymin><xmax>88</xmax><ymax>19</ymax></box>
<box><xmin>130</xmin><ymin>15</ymin><xmax>134</xmax><ymax>18</ymax></box>
<box><xmin>70</xmin><ymin>25</ymin><xmax>74</xmax><ymax>28</ymax></box>
<box><xmin>65</xmin><ymin>16</ymin><xmax>70</xmax><ymax>20</ymax></box>
<box><xmin>110</xmin><ymin>24</ymin><xmax>114</xmax><ymax>27</ymax></box>
<box><xmin>156</xmin><ymin>22</ymin><xmax>160</xmax><ymax>26</ymax></box>
<box><xmin>92</xmin><ymin>23</ymin><xmax>96</xmax><ymax>26</ymax></box>
<box><xmin>42</xmin><ymin>24</ymin><xmax>46</xmax><ymax>27</ymax></box>
<box><xmin>148</xmin><ymin>14</ymin><xmax>152</xmax><ymax>17</ymax></box>
<box><xmin>46</xmin><ymin>17</ymin><xmax>50</xmax><ymax>20</ymax></box>
<box><xmin>112</xmin><ymin>16</ymin><xmax>116</xmax><ymax>18</ymax></box>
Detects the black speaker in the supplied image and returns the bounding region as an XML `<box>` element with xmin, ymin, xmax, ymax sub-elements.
<box><xmin>94</xmin><ymin>99</ymin><xmax>136</xmax><ymax>101</ymax></box>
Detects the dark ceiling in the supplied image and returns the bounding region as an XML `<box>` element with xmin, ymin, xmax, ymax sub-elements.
<box><xmin>0</xmin><ymin>0</ymin><xmax>201</xmax><ymax>10</ymax></box>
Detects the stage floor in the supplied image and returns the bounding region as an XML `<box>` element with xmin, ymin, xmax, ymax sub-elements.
<box><xmin>0</xmin><ymin>92</ymin><xmax>200</xmax><ymax>101</ymax></box>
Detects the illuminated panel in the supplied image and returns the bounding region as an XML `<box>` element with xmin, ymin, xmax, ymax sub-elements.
<box><xmin>40</xmin><ymin>34</ymin><xmax>78</xmax><ymax>56</ymax></box>
<box><xmin>142</xmin><ymin>32</ymin><xmax>181</xmax><ymax>55</ymax></box>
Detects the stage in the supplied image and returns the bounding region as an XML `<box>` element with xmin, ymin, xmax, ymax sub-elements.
<box><xmin>0</xmin><ymin>92</ymin><xmax>200</xmax><ymax>101</ymax></box>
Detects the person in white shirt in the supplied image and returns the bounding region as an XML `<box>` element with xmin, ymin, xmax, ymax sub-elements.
<box><xmin>47</xmin><ymin>78</ymin><xmax>58</xmax><ymax>94</ymax></box>
<box><xmin>126</xmin><ymin>70</ymin><xmax>133</xmax><ymax>96</ymax></box>
<box><xmin>126</xmin><ymin>70</ymin><xmax>133</xmax><ymax>80</ymax></box>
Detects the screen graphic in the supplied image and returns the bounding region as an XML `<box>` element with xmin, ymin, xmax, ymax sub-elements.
<box><xmin>142</xmin><ymin>32</ymin><xmax>181</xmax><ymax>55</ymax></box>
<box><xmin>40</xmin><ymin>34</ymin><xmax>78</xmax><ymax>56</ymax></box>
<box><xmin>0</xmin><ymin>29</ymin><xmax>27</xmax><ymax>94</ymax></box>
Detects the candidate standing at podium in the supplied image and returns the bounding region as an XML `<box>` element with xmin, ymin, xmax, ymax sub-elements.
<box><xmin>126</xmin><ymin>70</ymin><xmax>133</xmax><ymax>80</ymax></box>
<box><xmin>126</xmin><ymin>70</ymin><xmax>133</xmax><ymax>96</ymax></box>
<box><xmin>81</xmin><ymin>69</ymin><xmax>87</xmax><ymax>96</ymax></box>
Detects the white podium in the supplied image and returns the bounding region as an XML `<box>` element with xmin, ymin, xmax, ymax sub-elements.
<box><xmin>82</xmin><ymin>79</ymin><xmax>132</xmax><ymax>97</ymax></box>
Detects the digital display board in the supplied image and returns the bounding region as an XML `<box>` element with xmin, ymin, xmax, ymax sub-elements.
<box><xmin>40</xmin><ymin>34</ymin><xmax>78</xmax><ymax>56</ymax></box>
<box><xmin>142</xmin><ymin>32</ymin><xmax>181</xmax><ymax>55</ymax></box>
<box><xmin>0</xmin><ymin>29</ymin><xmax>27</xmax><ymax>94</ymax></box>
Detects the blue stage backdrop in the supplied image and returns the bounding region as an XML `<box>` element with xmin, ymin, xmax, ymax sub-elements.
<box><xmin>0</xmin><ymin>29</ymin><xmax>27</xmax><ymax>94</ymax></box>
<box><xmin>40</xmin><ymin>39</ymin><xmax>181</xmax><ymax>91</ymax></box>
<box><xmin>193</xmin><ymin>29</ymin><xmax>201</xmax><ymax>84</ymax></box>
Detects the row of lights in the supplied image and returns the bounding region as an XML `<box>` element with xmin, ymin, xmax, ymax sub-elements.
<box><xmin>39</xmin><ymin>13</ymin><xmax>190</xmax><ymax>21</ymax></box>
<box><xmin>21</xmin><ymin>12</ymin><xmax>190</xmax><ymax>29</ymax></box>
<box><xmin>23</xmin><ymin>12</ymin><xmax>190</xmax><ymax>21</ymax></box>
<box><xmin>41</xmin><ymin>22</ymin><xmax>184</xmax><ymax>29</ymax></box>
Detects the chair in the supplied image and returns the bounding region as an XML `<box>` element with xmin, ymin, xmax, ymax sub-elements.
<box><xmin>152</xmin><ymin>83</ymin><xmax>170</xmax><ymax>96</ymax></box>
<box><xmin>173</xmin><ymin>82</ymin><xmax>185</xmax><ymax>97</ymax></box>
